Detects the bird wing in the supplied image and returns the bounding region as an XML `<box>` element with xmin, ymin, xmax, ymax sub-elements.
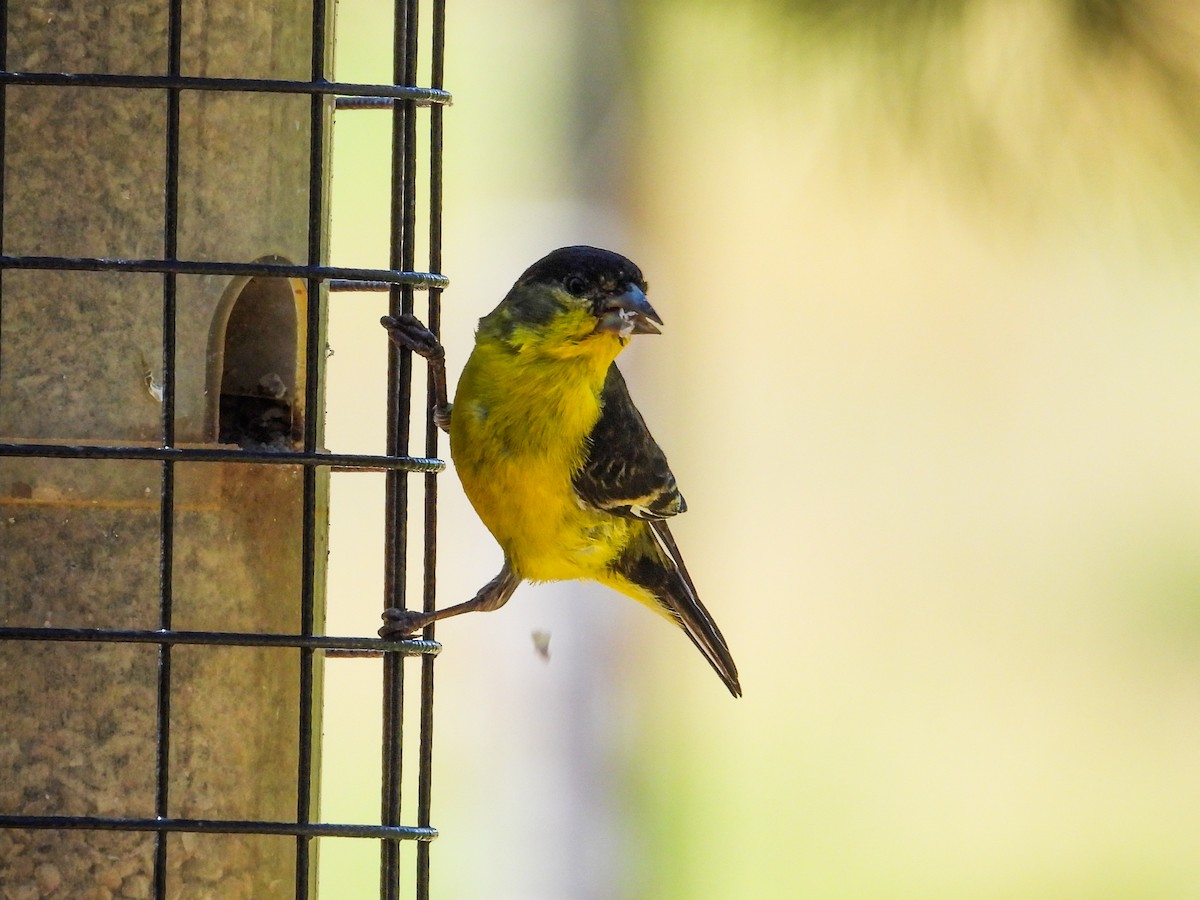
<box><xmin>575</xmin><ymin>365</ymin><xmax>742</xmax><ymax>697</ymax></box>
<box><xmin>573</xmin><ymin>364</ymin><xmax>686</xmax><ymax>520</ymax></box>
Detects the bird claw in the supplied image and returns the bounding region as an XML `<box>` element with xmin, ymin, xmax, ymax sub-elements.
<box><xmin>381</xmin><ymin>313</ymin><xmax>444</xmax><ymax>360</ymax></box>
<box><xmin>379</xmin><ymin>607</ymin><xmax>428</xmax><ymax>638</ymax></box>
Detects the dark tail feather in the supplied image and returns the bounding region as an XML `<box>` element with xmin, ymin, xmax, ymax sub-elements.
<box><xmin>644</xmin><ymin>521</ymin><xmax>742</xmax><ymax>698</ymax></box>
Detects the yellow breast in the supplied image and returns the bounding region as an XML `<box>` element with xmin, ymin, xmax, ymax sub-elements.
<box><xmin>449</xmin><ymin>332</ymin><xmax>633</xmax><ymax>581</ymax></box>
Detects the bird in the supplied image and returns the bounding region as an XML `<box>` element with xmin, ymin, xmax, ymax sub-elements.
<box><xmin>381</xmin><ymin>245</ymin><xmax>740</xmax><ymax>697</ymax></box>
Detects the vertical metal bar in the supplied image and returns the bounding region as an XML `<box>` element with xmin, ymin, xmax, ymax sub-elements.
<box><xmin>296</xmin><ymin>2</ymin><xmax>330</xmax><ymax>896</ymax></box>
<box><xmin>381</xmin><ymin>0</ymin><xmax>420</xmax><ymax>894</ymax></box>
<box><xmin>153</xmin><ymin>1</ymin><xmax>185</xmax><ymax>896</ymax></box>
<box><xmin>399</xmin><ymin>1</ymin><xmax>420</xmax><ymax>286</ymax></box>
<box><xmin>415</xmin><ymin>3</ymin><xmax>445</xmax><ymax>897</ymax></box>
<box><xmin>296</xmin><ymin>502</ymin><xmax>318</xmax><ymax>900</ymax></box>
<box><xmin>0</xmin><ymin>0</ymin><xmax>7</xmax><ymax>383</ymax></box>
<box><xmin>296</xmin><ymin>411</ymin><xmax>318</xmax><ymax>900</ymax></box>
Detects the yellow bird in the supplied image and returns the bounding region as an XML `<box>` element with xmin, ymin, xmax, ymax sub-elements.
<box><xmin>382</xmin><ymin>246</ymin><xmax>740</xmax><ymax>696</ymax></box>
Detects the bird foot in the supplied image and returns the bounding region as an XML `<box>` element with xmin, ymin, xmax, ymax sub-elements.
<box><xmin>381</xmin><ymin>313</ymin><xmax>444</xmax><ymax>361</ymax></box>
<box><xmin>379</xmin><ymin>607</ymin><xmax>430</xmax><ymax>638</ymax></box>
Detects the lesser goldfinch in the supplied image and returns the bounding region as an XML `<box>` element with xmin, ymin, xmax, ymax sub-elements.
<box><xmin>382</xmin><ymin>246</ymin><xmax>740</xmax><ymax>697</ymax></box>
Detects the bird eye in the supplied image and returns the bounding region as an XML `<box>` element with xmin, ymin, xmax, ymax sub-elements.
<box><xmin>564</xmin><ymin>275</ymin><xmax>586</xmax><ymax>296</ymax></box>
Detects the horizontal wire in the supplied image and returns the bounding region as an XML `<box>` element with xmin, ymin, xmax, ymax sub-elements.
<box><xmin>335</xmin><ymin>97</ymin><xmax>398</xmax><ymax>110</ymax></box>
<box><xmin>0</xmin><ymin>70</ymin><xmax>450</xmax><ymax>105</ymax></box>
<box><xmin>0</xmin><ymin>442</ymin><xmax>445</xmax><ymax>472</ymax></box>
<box><xmin>0</xmin><ymin>814</ymin><xmax>438</xmax><ymax>842</ymax></box>
<box><xmin>0</xmin><ymin>254</ymin><xmax>448</xmax><ymax>289</ymax></box>
<box><xmin>0</xmin><ymin>626</ymin><xmax>441</xmax><ymax>655</ymax></box>
<box><xmin>329</xmin><ymin>279</ymin><xmax>395</xmax><ymax>292</ymax></box>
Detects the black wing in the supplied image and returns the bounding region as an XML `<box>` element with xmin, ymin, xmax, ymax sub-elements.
<box><xmin>578</xmin><ymin>367</ymin><xmax>740</xmax><ymax>696</ymax></box>
<box><xmin>574</xmin><ymin>364</ymin><xmax>685</xmax><ymax>520</ymax></box>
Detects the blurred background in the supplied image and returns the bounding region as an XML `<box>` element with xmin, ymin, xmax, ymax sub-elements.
<box><xmin>320</xmin><ymin>1</ymin><xmax>1200</xmax><ymax>897</ymax></box>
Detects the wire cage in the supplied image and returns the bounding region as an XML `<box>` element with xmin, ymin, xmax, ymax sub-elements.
<box><xmin>0</xmin><ymin>1</ymin><xmax>447</xmax><ymax>897</ymax></box>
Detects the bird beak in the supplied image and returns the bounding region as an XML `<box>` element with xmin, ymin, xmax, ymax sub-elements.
<box><xmin>595</xmin><ymin>286</ymin><xmax>663</xmax><ymax>336</ymax></box>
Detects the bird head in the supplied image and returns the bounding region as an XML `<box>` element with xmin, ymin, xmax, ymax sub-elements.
<box><xmin>482</xmin><ymin>246</ymin><xmax>662</xmax><ymax>356</ymax></box>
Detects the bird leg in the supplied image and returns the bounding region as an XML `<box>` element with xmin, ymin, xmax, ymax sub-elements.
<box><xmin>381</xmin><ymin>313</ymin><xmax>452</xmax><ymax>432</ymax></box>
<box><xmin>379</xmin><ymin>562</ymin><xmax>521</xmax><ymax>637</ymax></box>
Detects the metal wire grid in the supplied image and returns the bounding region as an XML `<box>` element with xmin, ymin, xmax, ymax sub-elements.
<box><xmin>0</xmin><ymin>0</ymin><xmax>447</xmax><ymax>897</ymax></box>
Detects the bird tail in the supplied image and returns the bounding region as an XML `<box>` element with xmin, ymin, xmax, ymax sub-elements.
<box><xmin>612</xmin><ymin>521</ymin><xmax>742</xmax><ymax>698</ymax></box>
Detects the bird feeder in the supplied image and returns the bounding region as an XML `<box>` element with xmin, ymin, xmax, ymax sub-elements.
<box><xmin>0</xmin><ymin>1</ymin><xmax>328</xmax><ymax>894</ymax></box>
